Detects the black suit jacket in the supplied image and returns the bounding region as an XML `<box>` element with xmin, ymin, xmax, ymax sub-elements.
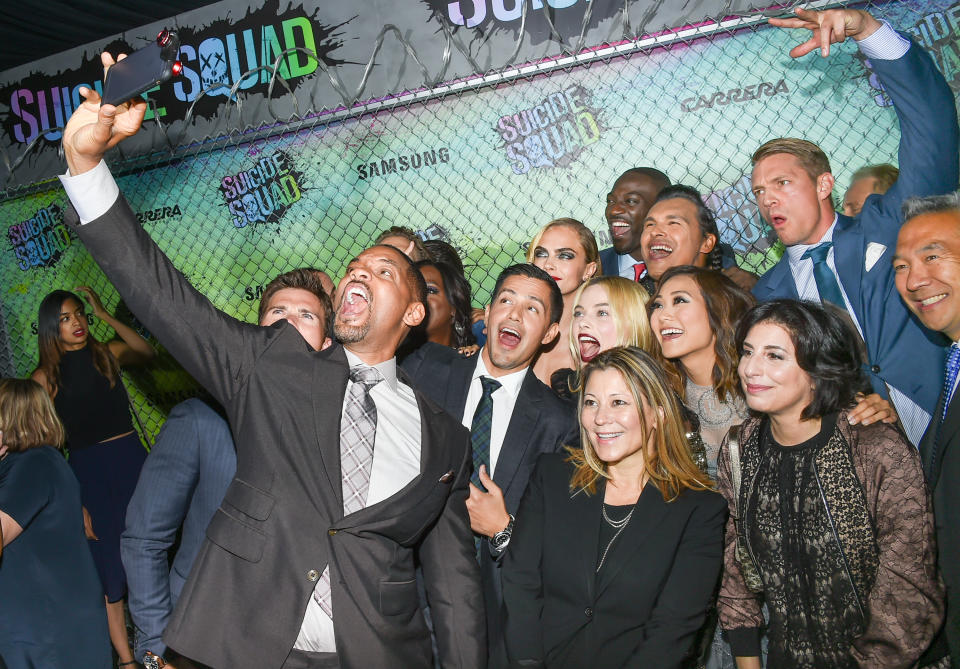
<box><xmin>921</xmin><ymin>375</ymin><xmax>960</xmax><ymax>664</ymax></box>
<box><xmin>502</xmin><ymin>454</ymin><xmax>726</xmax><ymax>669</ymax></box>
<box><xmin>402</xmin><ymin>343</ymin><xmax>577</xmax><ymax>667</ymax></box>
<box><xmin>70</xmin><ymin>197</ymin><xmax>485</xmax><ymax>669</ymax></box>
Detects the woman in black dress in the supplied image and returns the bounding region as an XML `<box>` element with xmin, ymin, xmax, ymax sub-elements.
<box><xmin>0</xmin><ymin>378</ymin><xmax>111</xmax><ymax>668</ymax></box>
<box><xmin>31</xmin><ymin>286</ymin><xmax>155</xmax><ymax>667</ymax></box>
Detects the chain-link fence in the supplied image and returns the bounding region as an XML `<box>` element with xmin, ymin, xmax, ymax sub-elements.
<box><xmin>0</xmin><ymin>0</ymin><xmax>956</xmax><ymax>441</ymax></box>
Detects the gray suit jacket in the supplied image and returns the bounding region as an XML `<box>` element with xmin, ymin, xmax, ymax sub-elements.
<box><xmin>70</xmin><ymin>197</ymin><xmax>485</xmax><ymax>669</ymax></box>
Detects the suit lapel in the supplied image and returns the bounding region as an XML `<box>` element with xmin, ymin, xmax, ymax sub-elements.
<box><xmin>313</xmin><ymin>346</ymin><xmax>349</xmax><ymax>510</ymax></box>
<box><xmin>595</xmin><ymin>484</ymin><xmax>669</xmax><ymax>598</ymax></box>
<box><xmin>833</xmin><ymin>215</ymin><xmax>865</xmax><ymax>321</ymax></box>
<box><xmin>574</xmin><ymin>481</ymin><xmax>605</xmax><ymax>602</ymax></box>
<box><xmin>930</xmin><ymin>393</ymin><xmax>960</xmax><ymax>487</ymax></box>
<box><xmin>447</xmin><ymin>354</ymin><xmax>475</xmax><ymax>419</ymax></box>
<box><xmin>757</xmin><ymin>257</ymin><xmax>798</xmax><ymax>300</ymax></box>
<box><xmin>493</xmin><ymin>369</ymin><xmax>541</xmax><ymax>496</ymax></box>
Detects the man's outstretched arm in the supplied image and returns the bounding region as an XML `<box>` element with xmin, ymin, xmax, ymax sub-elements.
<box><xmin>59</xmin><ymin>54</ymin><xmax>266</xmax><ymax>406</ymax></box>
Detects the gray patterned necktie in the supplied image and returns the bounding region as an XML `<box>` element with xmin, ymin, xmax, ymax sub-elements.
<box><xmin>314</xmin><ymin>365</ymin><xmax>382</xmax><ymax>616</ymax></box>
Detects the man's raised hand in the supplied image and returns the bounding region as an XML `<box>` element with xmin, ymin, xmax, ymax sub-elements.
<box><xmin>769</xmin><ymin>8</ymin><xmax>882</xmax><ymax>58</ymax></box>
<box><xmin>63</xmin><ymin>52</ymin><xmax>147</xmax><ymax>176</ymax></box>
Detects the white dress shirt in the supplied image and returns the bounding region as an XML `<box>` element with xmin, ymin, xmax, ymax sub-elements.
<box><xmin>295</xmin><ymin>350</ymin><xmax>422</xmax><ymax>651</ymax></box>
<box><xmin>617</xmin><ymin>251</ymin><xmax>647</xmax><ymax>281</ymax></box>
<box><xmin>461</xmin><ymin>354</ymin><xmax>526</xmax><ymax>477</ymax></box>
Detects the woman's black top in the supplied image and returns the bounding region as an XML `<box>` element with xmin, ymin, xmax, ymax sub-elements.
<box><xmin>749</xmin><ymin>413</ymin><xmax>861</xmax><ymax>669</ymax></box>
<box><xmin>53</xmin><ymin>346</ymin><xmax>133</xmax><ymax>448</ymax></box>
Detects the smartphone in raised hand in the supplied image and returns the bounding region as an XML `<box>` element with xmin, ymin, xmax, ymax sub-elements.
<box><xmin>101</xmin><ymin>30</ymin><xmax>182</xmax><ymax>106</ymax></box>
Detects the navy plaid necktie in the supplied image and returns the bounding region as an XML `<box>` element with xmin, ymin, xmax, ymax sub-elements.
<box><xmin>470</xmin><ymin>376</ymin><xmax>501</xmax><ymax>491</ymax></box>
<box><xmin>801</xmin><ymin>242</ymin><xmax>846</xmax><ymax>309</ymax></box>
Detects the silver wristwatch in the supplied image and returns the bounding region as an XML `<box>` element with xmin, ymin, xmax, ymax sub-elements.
<box><xmin>490</xmin><ymin>514</ymin><xmax>515</xmax><ymax>552</ymax></box>
<box><xmin>143</xmin><ymin>652</ymin><xmax>166</xmax><ymax>669</ymax></box>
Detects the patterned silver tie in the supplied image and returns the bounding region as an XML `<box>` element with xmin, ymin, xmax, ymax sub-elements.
<box><xmin>313</xmin><ymin>365</ymin><xmax>382</xmax><ymax>616</ymax></box>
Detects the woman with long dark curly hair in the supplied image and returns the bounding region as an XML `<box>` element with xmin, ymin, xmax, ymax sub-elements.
<box><xmin>31</xmin><ymin>286</ymin><xmax>155</xmax><ymax>667</ymax></box>
<box><xmin>415</xmin><ymin>259</ymin><xmax>477</xmax><ymax>349</ymax></box>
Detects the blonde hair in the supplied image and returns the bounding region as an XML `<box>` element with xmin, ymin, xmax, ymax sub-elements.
<box><xmin>0</xmin><ymin>378</ymin><xmax>65</xmax><ymax>452</ymax></box>
<box><xmin>568</xmin><ymin>347</ymin><xmax>713</xmax><ymax>498</ymax></box>
<box><xmin>568</xmin><ymin>276</ymin><xmax>653</xmax><ymax>370</ymax></box>
<box><xmin>525</xmin><ymin>218</ymin><xmax>601</xmax><ymax>274</ymax></box>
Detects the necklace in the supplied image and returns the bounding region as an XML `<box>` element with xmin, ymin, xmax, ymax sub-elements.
<box><xmin>597</xmin><ymin>504</ymin><xmax>635</xmax><ymax>572</ymax></box>
<box><xmin>602</xmin><ymin>504</ymin><xmax>634</xmax><ymax>529</ymax></box>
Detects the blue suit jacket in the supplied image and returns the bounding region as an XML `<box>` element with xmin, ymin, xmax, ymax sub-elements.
<box><xmin>599</xmin><ymin>246</ymin><xmax>621</xmax><ymax>277</ymax></box>
<box><xmin>121</xmin><ymin>399</ymin><xmax>237</xmax><ymax>661</ymax></box>
<box><xmin>753</xmin><ymin>37</ymin><xmax>956</xmax><ymax>416</ymax></box>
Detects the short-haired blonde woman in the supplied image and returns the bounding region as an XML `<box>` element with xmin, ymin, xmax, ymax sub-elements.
<box><xmin>502</xmin><ymin>347</ymin><xmax>726</xmax><ymax>668</ymax></box>
<box><xmin>0</xmin><ymin>378</ymin><xmax>111</xmax><ymax>668</ymax></box>
<box><xmin>526</xmin><ymin>218</ymin><xmax>600</xmax><ymax>385</ymax></box>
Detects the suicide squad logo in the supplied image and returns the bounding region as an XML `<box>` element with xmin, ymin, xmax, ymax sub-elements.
<box><xmin>496</xmin><ymin>85</ymin><xmax>603</xmax><ymax>175</ymax></box>
<box><xmin>7</xmin><ymin>204</ymin><xmax>74</xmax><ymax>271</ymax></box>
<box><xmin>219</xmin><ymin>150</ymin><xmax>305</xmax><ymax>228</ymax></box>
<box><xmin>2</xmin><ymin>0</ymin><xmax>347</xmax><ymax>145</ymax></box>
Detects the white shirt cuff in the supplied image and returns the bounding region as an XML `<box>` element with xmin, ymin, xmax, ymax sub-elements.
<box><xmin>856</xmin><ymin>20</ymin><xmax>910</xmax><ymax>60</ymax></box>
<box><xmin>58</xmin><ymin>160</ymin><xmax>120</xmax><ymax>224</ymax></box>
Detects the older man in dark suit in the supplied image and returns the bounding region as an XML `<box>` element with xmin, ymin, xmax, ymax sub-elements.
<box><xmin>58</xmin><ymin>63</ymin><xmax>484</xmax><ymax>669</ymax></box>
<box><xmin>895</xmin><ymin>192</ymin><xmax>960</xmax><ymax>665</ymax></box>
<box><xmin>403</xmin><ymin>263</ymin><xmax>577</xmax><ymax>668</ymax></box>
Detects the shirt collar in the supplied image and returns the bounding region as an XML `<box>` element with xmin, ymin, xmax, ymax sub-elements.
<box><xmin>344</xmin><ymin>348</ymin><xmax>399</xmax><ymax>392</ymax></box>
<box><xmin>618</xmin><ymin>250</ymin><xmax>644</xmax><ymax>273</ymax></box>
<box><xmin>786</xmin><ymin>213</ymin><xmax>839</xmax><ymax>266</ymax></box>
<box><xmin>473</xmin><ymin>351</ymin><xmax>527</xmax><ymax>398</ymax></box>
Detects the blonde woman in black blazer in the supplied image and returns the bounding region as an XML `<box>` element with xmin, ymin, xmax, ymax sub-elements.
<box><xmin>502</xmin><ymin>346</ymin><xmax>726</xmax><ymax>668</ymax></box>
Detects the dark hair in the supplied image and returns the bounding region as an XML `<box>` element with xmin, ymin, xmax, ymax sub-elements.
<box><xmin>375</xmin><ymin>226</ymin><xmax>430</xmax><ymax>262</ymax></box>
<box><xmin>651</xmin><ymin>265</ymin><xmax>755</xmax><ymax>402</ymax></box>
<box><xmin>735</xmin><ymin>299</ymin><xmax>869</xmax><ymax>419</ymax></box>
<box><xmin>415</xmin><ymin>259</ymin><xmax>477</xmax><ymax>348</ymax></box>
<box><xmin>491</xmin><ymin>263</ymin><xmax>564</xmax><ymax>325</ymax></box>
<box><xmin>652</xmin><ymin>185</ymin><xmax>723</xmax><ymax>270</ymax></box>
<box><xmin>619</xmin><ymin>167</ymin><xmax>671</xmax><ymax>191</ymax></box>
<box><xmin>35</xmin><ymin>290</ymin><xmax>119</xmax><ymax>393</ymax></box>
<box><xmin>257</xmin><ymin>268</ymin><xmax>334</xmax><ymax>341</ymax></box>
<box><xmin>423</xmin><ymin>239</ymin><xmax>465</xmax><ymax>276</ymax></box>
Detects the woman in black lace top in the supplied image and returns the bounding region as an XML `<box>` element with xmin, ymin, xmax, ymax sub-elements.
<box><xmin>717</xmin><ymin>300</ymin><xmax>943</xmax><ymax>668</ymax></box>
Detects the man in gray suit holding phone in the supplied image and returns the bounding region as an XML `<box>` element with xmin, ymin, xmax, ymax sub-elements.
<box><xmin>59</xmin><ymin>53</ymin><xmax>485</xmax><ymax>669</ymax></box>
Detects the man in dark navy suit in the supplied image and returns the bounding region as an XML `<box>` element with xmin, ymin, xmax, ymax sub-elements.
<box><xmin>750</xmin><ymin>7</ymin><xmax>958</xmax><ymax>446</ymax></box>
<box><xmin>404</xmin><ymin>263</ymin><xmax>578</xmax><ymax>669</ymax></box>
<box><xmin>895</xmin><ymin>192</ymin><xmax>960</xmax><ymax>664</ymax></box>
